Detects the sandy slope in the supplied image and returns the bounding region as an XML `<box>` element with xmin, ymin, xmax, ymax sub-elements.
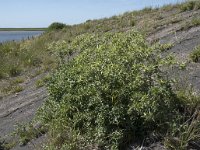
<box><xmin>0</xmin><ymin>74</ymin><xmax>47</xmax><ymax>150</ymax></box>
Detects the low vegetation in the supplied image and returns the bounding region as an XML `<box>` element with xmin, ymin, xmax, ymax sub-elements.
<box><xmin>190</xmin><ymin>45</ymin><xmax>200</xmax><ymax>62</ymax></box>
<box><xmin>192</xmin><ymin>17</ymin><xmax>200</xmax><ymax>26</ymax></box>
<box><xmin>13</xmin><ymin>123</ymin><xmax>47</xmax><ymax>146</ymax></box>
<box><xmin>0</xmin><ymin>35</ymin><xmax>57</xmax><ymax>79</ymax></box>
<box><xmin>35</xmin><ymin>74</ymin><xmax>51</xmax><ymax>88</ymax></box>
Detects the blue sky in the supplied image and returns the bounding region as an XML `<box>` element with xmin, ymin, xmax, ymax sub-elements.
<box><xmin>0</xmin><ymin>0</ymin><xmax>185</xmax><ymax>28</ymax></box>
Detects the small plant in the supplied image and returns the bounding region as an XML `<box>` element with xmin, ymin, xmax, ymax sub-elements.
<box><xmin>190</xmin><ymin>46</ymin><xmax>200</xmax><ymax>62</ymax></box>
<box><xmin>12</xmin><ymin>77</ymin><xmax>24</xmax><ymax>84</ymax></box>
<box><xmin>0</xmin><ymin>138</ymin><xmax>5</xmax><ymax>150</ymax></box>
<box><xmin>35</xmin><ymin>75</ymin><xmax>50</xmax><ymax>88</ymax></box>
<box><xmin>2</xmin><ymin>84</ymin><xmax>24</xmax><ymax>94</ymax></box>
<box><xmin>9</xmin><ymin>66</ymin><xmax>21</xmax><ymax>77</ymax></box>
<box><xmin>192</xmin><ymin>18</ymin><xmax>200</xmax><ymax>26</ymax></box>
<box><xmin>0</xmin><ymin>136</ymin><xmax>16</xmax><ymax>150</ymax></box>
<box><xmin>35</xmin><ymin>79</ymin><xmax>44</xmax><ymax>88</ymax></box>
<box><xmin>165</xmin><ymin>109</ymin><xmax>200</xmax><ymax>150</ymax></box>
<box><xmin>13</xmin><ymin>123</ymin><xmax>47</xmax><ymax>146</ymax></box>
<box><xmin>159</xmin><ymin>43</ymin><xmax>174</xmax><ymax>51</ymax></box>
<box><xmin>13</xmin><ymin>85</ymin><xmax>24</xmax><ymax>93</ymax></box>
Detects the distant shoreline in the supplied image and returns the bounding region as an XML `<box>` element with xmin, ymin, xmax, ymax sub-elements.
<box><xmin>0</xmin><ymin>28</ymin><xmax>46</xmax><ymax>31</ymax></box>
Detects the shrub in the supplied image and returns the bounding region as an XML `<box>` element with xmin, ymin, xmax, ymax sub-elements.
<box><xmin>190</xmin><ymin>46</ymin><xmax>200</xmax><ymax>62</ymax></box>
<box><xmin>37</xmin><ymin>31</ymin><xmax>179</xmax><ymax>149</ymax></box>
<box><xmin>47</xmin><ymin>22</ymin><xmax>66</xmax><ymax>31</ymax></box>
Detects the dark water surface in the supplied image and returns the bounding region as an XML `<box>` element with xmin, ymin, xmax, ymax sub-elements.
<box><xmin>0</xmin><ymin>31</ymin><xmax>44</xmax><ymax>43</ymax></box>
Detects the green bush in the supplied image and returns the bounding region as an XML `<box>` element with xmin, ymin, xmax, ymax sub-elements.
<box><xmin>190</xmin><ymin>46</ymin><xmax>200</xmax><ymax>62</ymax></box>
<box><xmin>37</xmin><ymin>31</ymin><xmax>179</xmax><ymax>149</ymax></box>
<box><xmin>47</xmin><ymin>22</ymin><xmax>66</xmax><ymax>31</ymax></box>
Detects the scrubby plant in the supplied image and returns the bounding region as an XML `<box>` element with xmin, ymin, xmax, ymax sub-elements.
<box><xmin>37</xmin><ymin>30</ymin><xmax>181</xmax><ymax>149</ymax></box>
<box><xmin>35</xmin><ymin>74</ymin><xmax>51</xmax><ymax>88</ymax></box>
<box><xmin>192</xmin><ymin>18</ymin><xmax>200</xmax><ymax>26</ymax></box>
<box><xmin>12</xmin><ymin>77</ymin><xmax>25</xmax><ymax>84</ymax></box>
<box><xmin>165</xmin><ymin>110</ymin><xmax>200</xmax><ymax>150</ymax></box>
<box><xmin>164</xmin><ymin>91</ymin><xmax>200</xmax><ymax>150</ymax></box>
<box><xmin>190</xmin><ymin>46</ymin><xmax>200</xmax><ymax>62</ymax></box>
<box><xmin>159</xmin><ymin>43</ymin><xmax>174</xmax><ymax>52</ymax></box>
<box><xmin>8</xmin><ymin>66</ymin><xmax>22</xmax><ymax>77</ymax></box>
<box><xmin>13</xmin><ymin>123</ymin><xmax>46</xmax><ymax>146</ymax></box>
<box><xmin>12</xmin><ymin>85</ymin><xmax>24</xmax><ymax>93</ymax></box>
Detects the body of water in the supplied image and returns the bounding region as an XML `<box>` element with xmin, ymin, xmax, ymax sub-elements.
<box><xmin>0</xmin><ymin>31</ymin><xmax>44</xmax><ymax>43</ymax></box>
